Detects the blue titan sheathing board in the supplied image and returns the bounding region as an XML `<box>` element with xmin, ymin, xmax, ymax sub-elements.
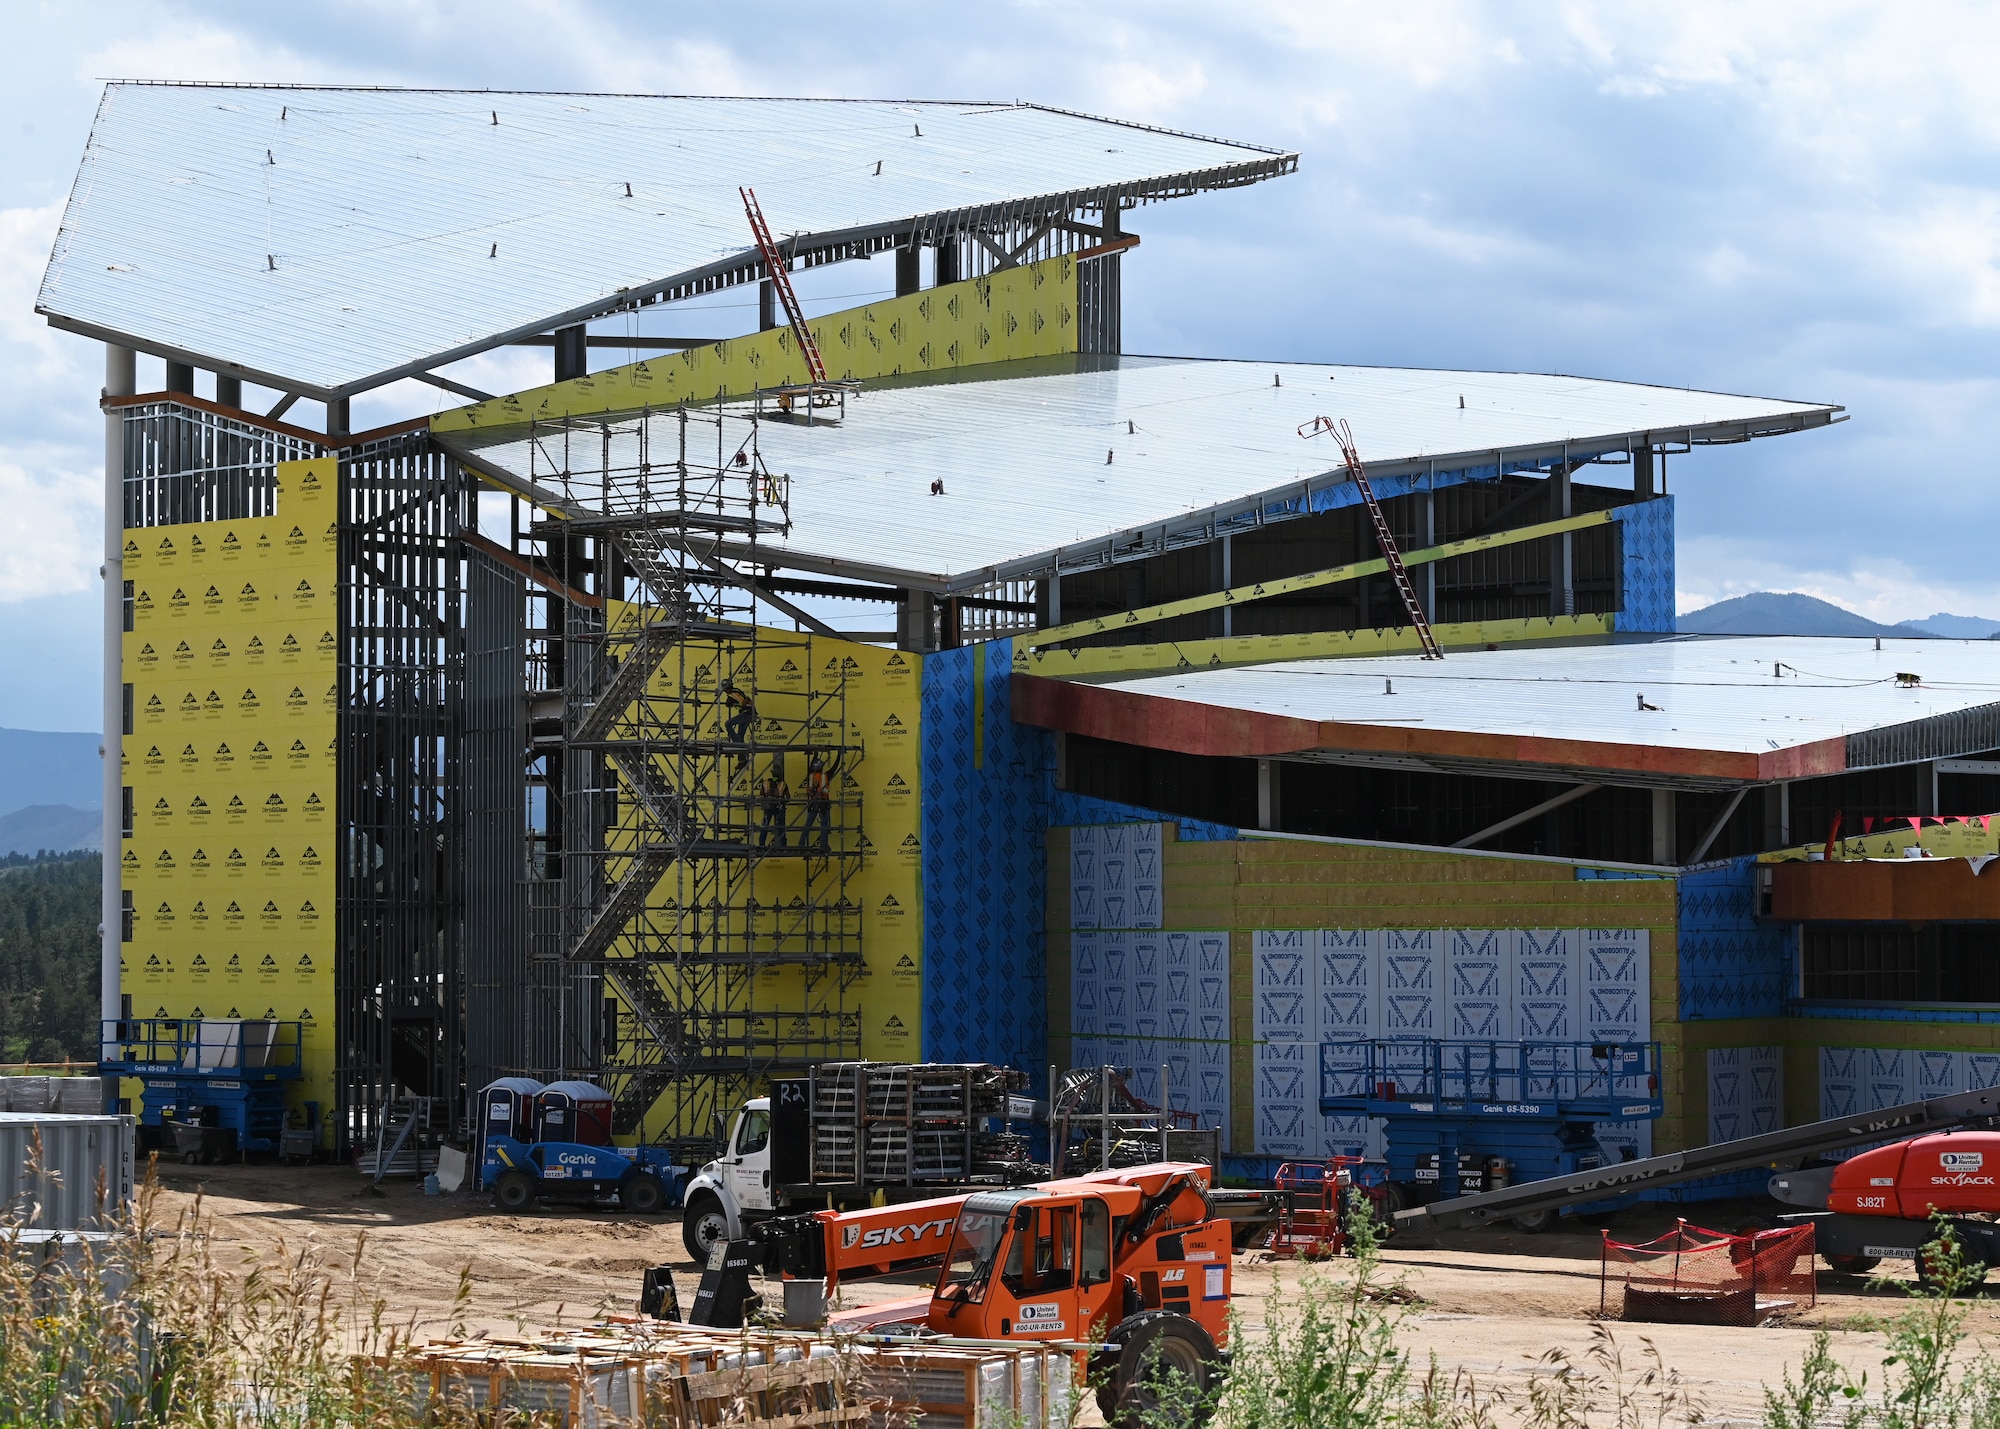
<box><xmin>919</xmin><ymin>639</ymin><xmax>1052</xmax><ymax>1078</ymax></box>
<box><xmin>1614</xmin><ymin>496</ymin><xmax>1676</xmax><ymax>634</ymax></box>
<box><xmin>919</xmin><ymin>637</ymin><xmax>1238</xmax><ymax>1086</ymax></box>
<box><xmin>1676</xmin><ymin>856</ymin><xmax>1791</xmax><ymax>1020</ymax></box>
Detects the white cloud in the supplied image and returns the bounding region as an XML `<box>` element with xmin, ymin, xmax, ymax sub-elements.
<box><xmin>0</xmin><ymin>455</ymin><xmax>99</xmax><ymax>602</ymax></box>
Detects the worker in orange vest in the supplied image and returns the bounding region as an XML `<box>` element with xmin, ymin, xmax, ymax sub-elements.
<box><xmin>803</xmin><ymin>755</ymin><xmax>834</xmax><ymax>851</ymax></box>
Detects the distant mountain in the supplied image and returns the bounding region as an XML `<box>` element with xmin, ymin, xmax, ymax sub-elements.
<box><xmin>1679</xmin><ymin>592</ymin><xmax>1909</xmax><ymax>638</ymax></box>
<box><xmin>0</xmin><ymin>728</ymin><xmax>101</xmax><ymax>818</ymax></box>
<box><xmin>0</xmin><ymin>806</ymin><xmax>99</xmax><ymax>857</ymax></box>
<box><xmin>1899</xmin><ymin>612</ymin><xmax>2000</xmax><ymax>640</ymax></box>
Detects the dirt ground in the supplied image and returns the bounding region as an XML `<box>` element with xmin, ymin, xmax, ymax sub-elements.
<box><xmin>147</xmin><ymin>1163</ymin><xmax>2000</xmax><ymax>1423</ymax></box>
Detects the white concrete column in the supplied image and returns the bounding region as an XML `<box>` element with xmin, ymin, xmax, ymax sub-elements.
<box><xmin>102</xmin><ymin>345</ymin><xmax>135</xmax><ymax>1057</ymax></box>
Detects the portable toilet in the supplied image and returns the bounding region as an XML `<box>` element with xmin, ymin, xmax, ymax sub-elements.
<box><xmin>536</xmin><ymin>1081</ymin><xmax>613</xmax><ymax>1146</ymax></box>
<box><xmin>478</xmin><ymin>1078</ymin><xmax>544</xmax><ymax>1156</ymax></box>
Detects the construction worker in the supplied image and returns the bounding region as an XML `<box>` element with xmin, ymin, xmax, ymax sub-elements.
<box><xmin>721</xmin><ymin>680</ymin><xmax>755</xmax><ymax>744</ymax></box>
<box><xmin>803</xmin><ymin>755</ymin><xmax>834</xmax><ymax>851</ymax></box>
<box><xmin>756</xmin><ymin>761</ymin><xmax>789</xmax><ymax>849</ymax></box>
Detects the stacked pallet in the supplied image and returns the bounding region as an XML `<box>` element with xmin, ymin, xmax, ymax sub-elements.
<box><xmin>369</xmin><ymin>1321</ymin><xmax>1074</xmax><ymax>1429</ymax></box>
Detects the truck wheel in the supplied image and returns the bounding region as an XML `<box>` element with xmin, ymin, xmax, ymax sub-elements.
<box><xmin>682</xmin><ymin>1194</ymin><xmax>730</xmax><ymax>1265</ymax></box>
<box><xmin>1096</xmin><ymin>1310</ymin><xmax>1221</xmax><ymax>1426</ymax></box>
<box><xmin>621</xmin><ymin>1171</ymin><xmax>666</xmax><ymax>1215</ymax></box>
<box><xmin>1825</xmin><ymin>1253</ymin><xmax>1881</xmax><ymax>1275</ymax></box>
<box><xmin>1511</xmin><ymin>1209</ymin><xmax>1556</xmax><ymax>1234</ymax></box>
<box><xmin>493</xmin><ymin>1170</ymin><xmax>537</xmax><ymax>1214</ymax></box>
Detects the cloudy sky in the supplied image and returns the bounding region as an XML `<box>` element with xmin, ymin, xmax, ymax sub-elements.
<box><xmin>2</xmin><ymin>1</ymin><xmax>1996</xmax><ymax>730</ymax></box>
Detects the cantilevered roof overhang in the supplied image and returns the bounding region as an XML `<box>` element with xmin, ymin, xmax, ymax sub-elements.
<box><xmin>37</xmin><ymin>84</ymin><xmax>1295</xmax><ymax>400</ymax></box>
<box><xmin>1013</xmin><ymin>637</ymin><xmax>2000</xmax><ymax>791</ymax></box>
<box><xmin>437</xmin><ymin>353</ymin><xmax>1843</xmax><ymax>594</ymax></box>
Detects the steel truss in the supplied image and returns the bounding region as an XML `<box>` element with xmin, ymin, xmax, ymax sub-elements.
<box><xmin>532</xmin><ymin>390</ymin><xmax>866</xmax><ymax>1136</ymax></box>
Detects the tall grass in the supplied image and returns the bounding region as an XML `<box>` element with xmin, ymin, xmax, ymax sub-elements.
<box><xmin>0</xmin><ymin>1167</ymin><xmax>483</xmax><ymax>1427</ymax></box>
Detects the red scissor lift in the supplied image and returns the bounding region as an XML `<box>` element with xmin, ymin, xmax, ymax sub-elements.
<box><xmin>1265</xmin><ymin>1157</ymin><xmax>1385</xmax><ymax>1259</ymax></box>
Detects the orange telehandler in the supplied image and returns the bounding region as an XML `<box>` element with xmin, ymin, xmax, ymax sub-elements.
<box><xmin>739</xmin><ymin>1159</ymin><xmax>1234</xmax><ymax>1423</ymax></box>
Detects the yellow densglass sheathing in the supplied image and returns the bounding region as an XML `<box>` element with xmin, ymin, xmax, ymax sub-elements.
<box><xmin>120</xmin><ymin>458</ymin><xmax>338</xmax><ymax>1129</ymax></box>
<box><xmin>432</xmin><ymin>255</ymin><xmax>1081</xmax><ymax>435</ymax></box>
<box><xmin>591</xmin><ymin>611</ymin><xmax>926</xmax><ymax>1142</ymax></box>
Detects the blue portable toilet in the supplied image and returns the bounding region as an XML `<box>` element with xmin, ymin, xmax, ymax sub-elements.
<box><xmin>478</xmin><ymin>1077</ymin><xmax>544</xmax><ymax>1159</ymax></box>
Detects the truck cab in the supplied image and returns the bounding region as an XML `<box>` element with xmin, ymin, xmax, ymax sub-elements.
<box><xmin>681</xmin><ymin>1096</ymin><xmax>776</xmax><ymax>1260</ymax></box>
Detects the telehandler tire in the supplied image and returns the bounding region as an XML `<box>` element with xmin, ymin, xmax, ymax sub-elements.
<box><xmin>620</xmin><ymin>1170</ymin><xmax>667</xmax><ymax>1215</ymax></box>
<box><xmin>493</xmin><ymin>1170</ymin><xmax>537</xmax><ymax>1214</ymax></box>
<box><xmin>1096</xmin><ymin>1310</ymin><xmax>1222</xmax><ymax>1426</ymax></box>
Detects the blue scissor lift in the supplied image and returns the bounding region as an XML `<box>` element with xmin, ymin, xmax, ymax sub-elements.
<box><xmin>100</xmin><ymin>1018</ymin><xmax>306</xmax><ymax>1160</ymax></box>
<box><xmin>1320</xmin><ymin>1038</ymin><xmax>1663</xmax><ymax>1224</ymax></box>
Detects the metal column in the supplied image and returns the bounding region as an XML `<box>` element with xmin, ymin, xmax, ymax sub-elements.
<box><xmin>100</xmin><ymin>344</ymin><xmax>135</xmax><ymax>1067</ymax></box>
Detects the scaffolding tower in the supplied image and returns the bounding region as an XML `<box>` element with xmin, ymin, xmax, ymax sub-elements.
<box><xmin>530</xmin><ymin>389</ymin><xmax>866</xmax><ymax>1138</ymax></box>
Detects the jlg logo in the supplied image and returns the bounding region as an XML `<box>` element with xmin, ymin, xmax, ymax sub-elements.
<box><xmin>1162</xmin><ymin>1268</ymin><xmax>1186</xmax><ymax>1282</ymax></box>
<box><xmin>841</xmin><ymin>1217</ymin><xmax>956</xmax><ymax>1251</ymax></box>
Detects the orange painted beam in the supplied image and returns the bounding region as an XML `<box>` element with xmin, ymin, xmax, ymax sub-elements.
<box><xmin>1011</xmin><ymin>672</ymin><xmax>1850</xmax><ymax>784</ymax></box>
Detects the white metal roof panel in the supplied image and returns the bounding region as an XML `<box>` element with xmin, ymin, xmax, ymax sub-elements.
<box><xmin>1095</xmin><ymin>636</ymin><xmax>2000</xmax><ymax>756</ymax></box>
<box><xmin>37</xmin><ymin>84</ymin><xmax>1291</xmax><ymax>397</ymax></box>
<box><xmin>443</xmin><ymin>354</ymin><xmax>1839</xmax><ymax>589</ymax></box>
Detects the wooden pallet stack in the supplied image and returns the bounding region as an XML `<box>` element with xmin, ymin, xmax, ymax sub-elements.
<box><xmin>367</xmin><ymin>1320</ymin><xmax>1075</xmax><ymax>1429</ymax></box>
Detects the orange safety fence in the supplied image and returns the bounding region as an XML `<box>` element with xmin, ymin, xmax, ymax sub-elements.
<box><xmin>1600</xmin><ymin>1220</ymin><xmax>1816</xmax><ymax>1326</ymax></box>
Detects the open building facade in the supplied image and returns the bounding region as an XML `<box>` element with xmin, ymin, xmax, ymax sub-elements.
<box><xmin>43</xmin><ymin>83</ymin><xmax>2000</xmax><ymax>1178</ymax></box>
